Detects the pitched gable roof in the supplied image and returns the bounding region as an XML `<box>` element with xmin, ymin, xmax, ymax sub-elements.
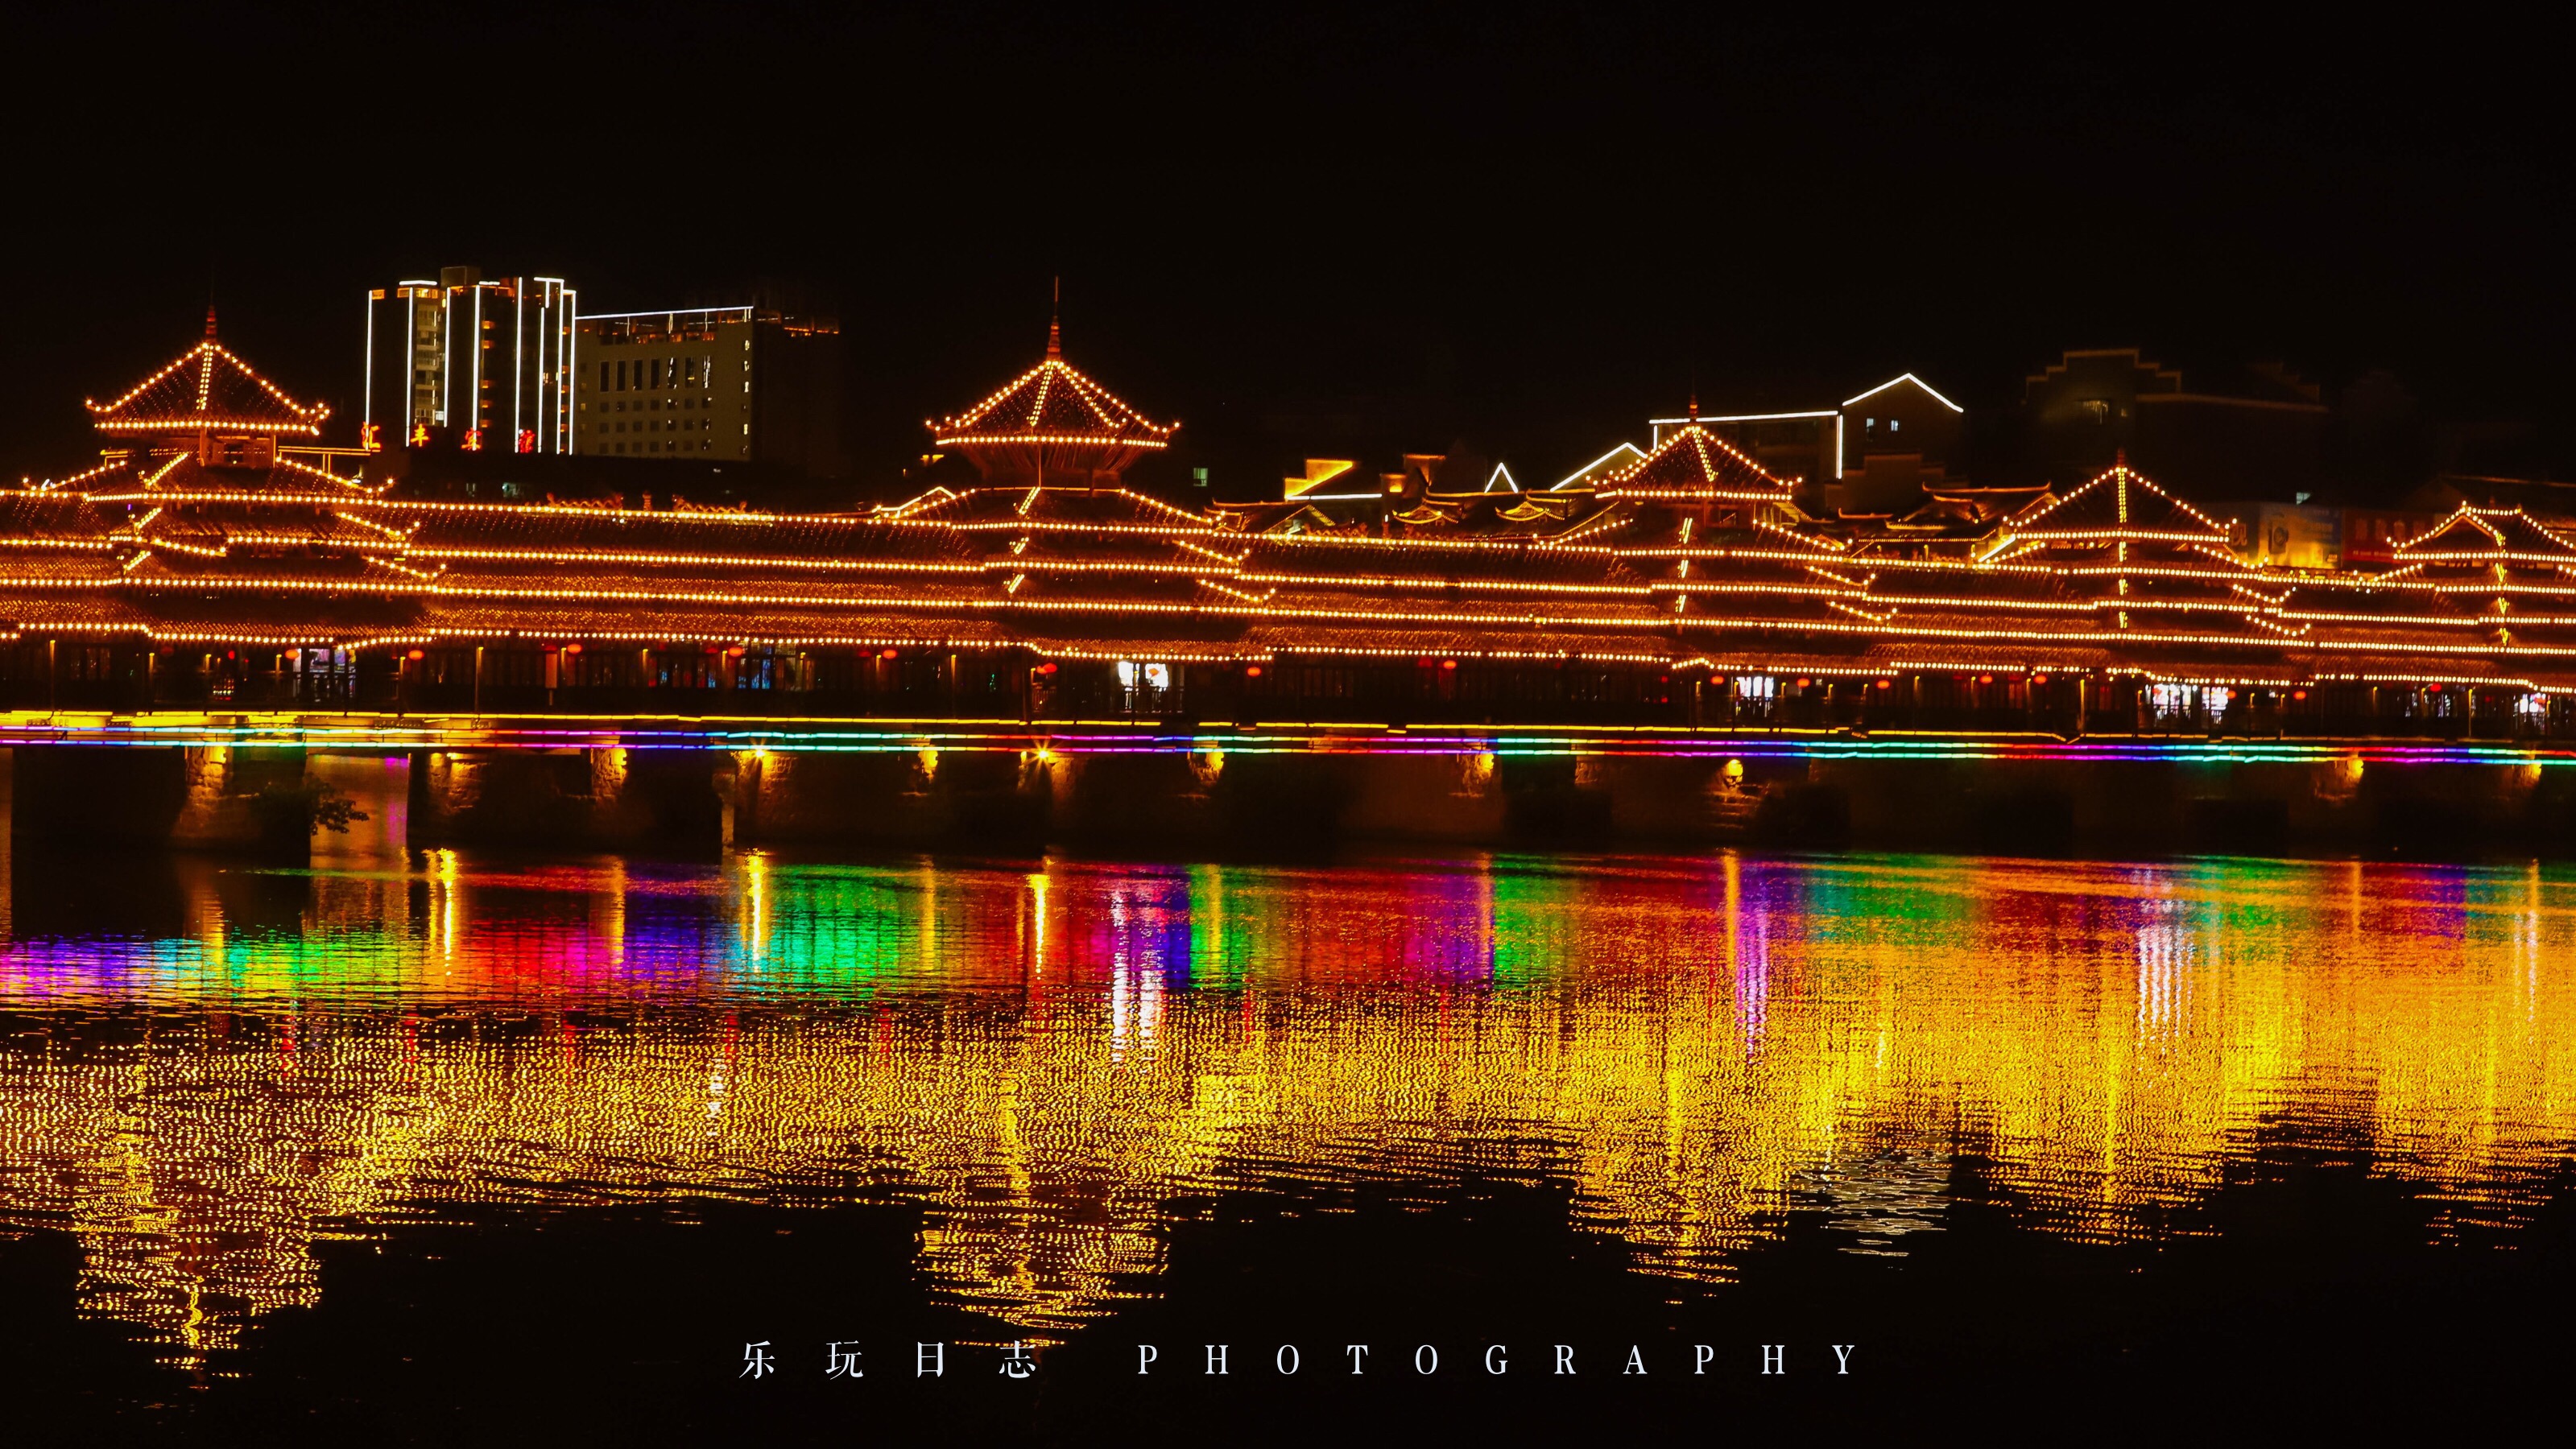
<box><xmin>931</xmin><ymin>356</ymin><xmax>1176</xmax><ymax>449</ymax></box>
<box><xmin>1991</xmin><ymin>463</ymin><xmax>2230</xmax><ymax>547</ymax></box>
<box><xmin>1593</xmin><ymin>422</ymin><xmax>1792</xmax><ymax>499</ymax></box>
<box><xmin>2395</xmin><ymin>506</ymin><xmax>2576</xmax><ymax>565</ymax></box>
<box><xmin>876</xmin><ymin>485</ymin><xmax>1219</xmax><ymax>534</ymax></box>
<box><xmin>86</xmin><ymin>322</ymin><xmax>329</xmax><ymax>437</ymax></box>
<box><xmin>1551</xmin><ymin>442</ymin><xmax>1645</xmax><ymax>492</ymax></box>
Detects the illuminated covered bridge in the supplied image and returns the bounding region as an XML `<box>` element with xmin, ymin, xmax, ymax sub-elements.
<box><xmin>10</xmin><ymin>316</ymin><xmax>2576</xmax><ymax>854</ymax></box>
<box><xmin>9</xmin><ymin>318</ymin><xmax>2576</xmax><ymax>741</ymax></box>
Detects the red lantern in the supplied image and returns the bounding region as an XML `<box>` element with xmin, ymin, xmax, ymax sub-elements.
<box><xmin>1440</xmin><ymin>658</ymin><xmax>1458</xmax><ymax>671</ymax></box>
<box><xmin>1244</xmin><ymin>665</ymin><xmax>1263</xmax><ymax>679</ymax></box>
<box><xmin>1039</xmin><ymin>662</ymin><xmax>1058</xmax><ymax>675</ymax></box>
<box><xmin>406</xmin><ymin>648</ymin><xmax>425</xmax><ymax>661</ymax></box>
<box><xmin>880</xmin><ymin>647</ymin><xmax>900</xmax><ymax>660</ymax></box>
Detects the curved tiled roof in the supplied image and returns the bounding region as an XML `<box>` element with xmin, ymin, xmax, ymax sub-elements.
<box><xmin>932</xmin><ymin>357</ymin><xmax>1175</xmax><ymax>448</ymax></box>
<box><xmin>1593</xmin><ymin>421</ymin><xmax>1794</xmax><ymax>499</ymax></box>
<box><xmin>2395</xmin><ymin>506</ymin><xmax>2576</xmax><ymax>565</ymax></box>
<box><xmin>1991</xmin><ymin>464</ymin><xmax>2232</xmax><ymax>545</ymax></box>
<box><xmin>27</xmin><ymin>341</ymin><xmax>2576</xmax><ymax>695</ymax></box>
<box><xmin>85</xmin><ymin>326</ymin><xmax>329</xmax><ymax>437</ymax></box>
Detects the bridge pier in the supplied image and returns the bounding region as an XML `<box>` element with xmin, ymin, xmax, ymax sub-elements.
<box><xmin>409</xmin><ymin>747</ymin><xmax>725</xmax><ymax>851</ymax></box>
<box><xmin>1785</xmin><ymin>753</ymin><xmax>2574</xmax><ymax>855</ymax></box>
<box><xmin>8</xmin><ymin>744</ymin><xmax>311</xmax><ymax>852</ymax></box>
<box><xmin>10</xmin><ymin>733</ymin><xmax>2576</xmax><ymax>859</ymax></box>
<box><xmin>563</xmin><ymin>745</ymin><xmax>2576</xmax><ymax>855</ymax></box>
<box><xmin>1333</xmin><ymin>753</ymin><xmax>1503</xmax><ymax>841</ymax></box>
<box><xmin>726</xmin><ymin>746</ymin><xmax>1044</xmax><ymax>847</ymax></box>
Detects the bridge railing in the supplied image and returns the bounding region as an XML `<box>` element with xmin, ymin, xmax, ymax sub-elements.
<box><xmin>6</xmin><ymin>651</ymin><xmax>2574</xmax><ymax>743</ymax></box>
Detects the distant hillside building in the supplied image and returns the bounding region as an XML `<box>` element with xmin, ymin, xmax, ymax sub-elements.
<box><xmin>2020</xmin><ymin>348</ymin><xmax>2329</xmax><ymax>502</ymax></box>
<box><xmin>362</xmin><ymin>266</ymin><xmax>578</xmax><ymax>455</ymax></box>
<box><xmin>1651</xmin><ymin>373</ymin><xmax>1966</xmax><ymax>517</ymax></box>
<box><xmin>572</xmin><ymin>307</ymin><xmax>842</xmax><ymax>478</ymax></box>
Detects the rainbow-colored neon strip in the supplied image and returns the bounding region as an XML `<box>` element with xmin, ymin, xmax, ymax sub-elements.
<box><xmin>1</xmin><ymin>712</ymin><xmax>2568</xmax><ymax>766</ymax></box>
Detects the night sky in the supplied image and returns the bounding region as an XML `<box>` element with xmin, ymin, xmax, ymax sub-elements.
<box><xmin>4</xmin><ymin>6</ymin><xmax>2566</xmax><ymax>495</ymax></box>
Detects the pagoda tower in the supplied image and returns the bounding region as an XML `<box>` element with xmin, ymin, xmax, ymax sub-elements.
<box><xmin>928</xmin><ymin>301</ymin><xmax>1176</xmax><ymax>489</ymax></box>
<box><xmin>1590</xmin><ymin>400</ymin><xmax>1804</xmax><ymax>529</ymax></box>
<box><xmin>62</xmin><ymin>314</ymin><xmax>392</xmax><ymax>589</ymax></box>
<box><xmin>1966</xmin><ymin>456</ymin><xmax>2280</xmax><ymax>646</ymax></box>
<box><xmin>84</xmin><ymin>308</ymin><xmax>330</xmax><ymax>473</ymax></box>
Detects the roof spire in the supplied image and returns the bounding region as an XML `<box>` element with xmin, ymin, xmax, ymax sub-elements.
<box><xmin>204</xmin><ymin>304</ymin><xmax>219</xmax><ymax>341</ymax></box>
<box><xmin>2114</xmin><ymin>447</ymin><xmax>2127</xmax><ymax>473</ymax></box>
<box><xmin>1046</xmin><ymin>276</ymin><xmax>1061</xmax><ymax>360</ymax></box>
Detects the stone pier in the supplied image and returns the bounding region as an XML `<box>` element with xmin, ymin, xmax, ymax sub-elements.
<box><xmin>406</xmin><ymin>748</ymin><xmax>726</xmax><ymax>850</ymax></box>
<box><xmin>13</xmin><ymin>740</ymin><xmax>2576</xmax><ymax>857</ymax></box>
<box><xmin>713</xmin><ymin>744</ymin><xmax>2576</xmax><ymax>853</ymax></box>
<box><xmin>9</xmin><ymin>744</ymin><xmax>310</xmax><ymax>852</ymax></box>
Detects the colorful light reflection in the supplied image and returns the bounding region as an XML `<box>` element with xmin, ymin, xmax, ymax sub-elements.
<box><xmin>0</xmin><ymin>848</ymin><xmax>2570</xmax><ymax>1361</ymax></box>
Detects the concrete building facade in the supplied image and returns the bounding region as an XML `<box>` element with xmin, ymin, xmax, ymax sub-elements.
<box><xmin>572</xmin><ymin>307</ymin><xmax>841</xmax><ymax>478</ymax></box>
<box><xmin>362</xmin><ymin>266</ymin><xmax>577</xmax><ymax>455</ymax></box>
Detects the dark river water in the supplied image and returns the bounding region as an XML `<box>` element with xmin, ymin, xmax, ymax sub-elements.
<box><xmin>2</xmin><ymin>768</ymin><xmax>2571</xmax><ymax>1439</ymax></box>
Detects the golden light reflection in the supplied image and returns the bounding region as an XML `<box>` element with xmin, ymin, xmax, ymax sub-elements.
<box><xmin>0</xmin><ymin>850</ymin><xmax>2570</xmax><ymax>1360</ymax></box>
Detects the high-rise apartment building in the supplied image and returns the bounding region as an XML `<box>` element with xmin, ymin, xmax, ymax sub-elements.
<box><xmin>571</xmin><ymin>307</ymin><xmax>841</xmax><ymax>477</ymax></box>
<box><xmin>362</xmin><ymin>266</ymin><xmax>578</xmax><ymax>454</ymax></box>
